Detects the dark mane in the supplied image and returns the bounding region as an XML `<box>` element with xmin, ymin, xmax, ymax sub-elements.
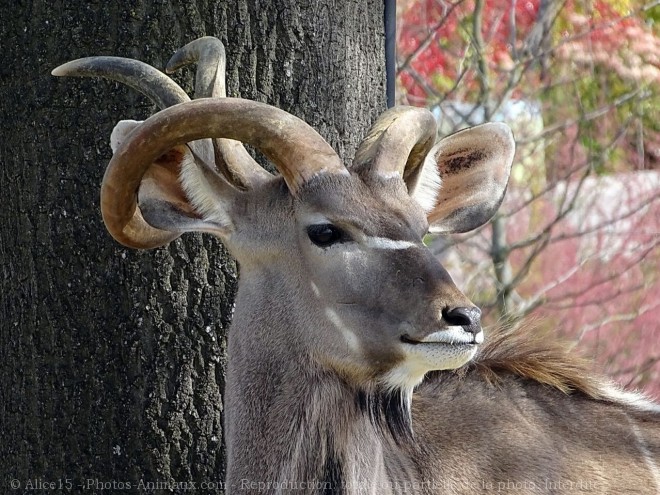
<box><xmin>355</xmin><ymin>388</ymin><xmax>414</xmax><ymax>446</ymax></box>
<box><xmin>464</xmin><ymin>320</ymin><xmax>608</xmax><ymax>398</ymax></box>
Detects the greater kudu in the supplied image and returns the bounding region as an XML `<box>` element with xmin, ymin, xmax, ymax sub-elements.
<box><xmin>54</xmin><ymin>37</ymin><xmax>659</xmax><ymax>494</ymax></box>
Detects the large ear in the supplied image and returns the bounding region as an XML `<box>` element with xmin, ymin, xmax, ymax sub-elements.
<box><xmin>110</xmin><ymin>120</ymin><xmax>237</xmax><ymax>239</ymax></box>
<box><xmin>410</xmin><ymin>122</ymin><xmax>515</xmax><ymax>234</ymax></box>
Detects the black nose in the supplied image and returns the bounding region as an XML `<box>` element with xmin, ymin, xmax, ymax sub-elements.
<box><xmin>442</xmin><ymin>307</ymin><xmax>482</xmax><ymax>333</ymax></box>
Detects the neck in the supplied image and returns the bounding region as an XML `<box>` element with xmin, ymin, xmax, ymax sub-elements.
<box><xmin>226</xmin><ymin>356</ymin><xmax>375</xmax><ymax>487</ymax></box>
<box><xmin>224</xmin><ymin>273</ymin><xmax>419</xmax><ymax>493</ymax></box>
<box><xmin>225</xmin><ymin>343</ymin><xmax>417</xmax><ymax>493</ymax></box>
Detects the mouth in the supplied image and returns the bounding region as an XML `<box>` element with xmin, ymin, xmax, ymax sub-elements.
<box><xmin>401</xmin><ymin>326</ymin><xmax>484</xmax><ymax>346</ymax></box>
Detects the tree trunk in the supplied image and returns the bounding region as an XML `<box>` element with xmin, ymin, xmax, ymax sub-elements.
<box><xmin>1</xmin><ymin>0</ymin><xmax>385</xmax><ymax>490</ymax></box>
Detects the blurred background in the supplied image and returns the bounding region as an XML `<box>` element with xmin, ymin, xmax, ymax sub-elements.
<box><xmin>396</xmin><ymin>0</ymin><xmax>660</xmax><ymax>395</ymax></box>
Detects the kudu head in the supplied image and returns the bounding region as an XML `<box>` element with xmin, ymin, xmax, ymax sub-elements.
<box><xmin>53</xmin><ymin>37</ymin><xmax>515</xmax><ymax>395</ymax></box>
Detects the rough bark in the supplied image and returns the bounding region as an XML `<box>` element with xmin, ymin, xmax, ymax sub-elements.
<box><xmin>1</xmin><ymin>0</ymin><xmax>385</xmax><ymax>491</ymax></box>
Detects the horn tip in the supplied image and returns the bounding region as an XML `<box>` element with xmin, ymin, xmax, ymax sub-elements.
<box><xmin>51</xmin><ymin>57</ymin><xmax>100</xmax><ymax>77</ymax></box>
<box><xmin>52</xmin><ymin>62</ymin><xmax>73</xmax><ymax>77</ymax></box>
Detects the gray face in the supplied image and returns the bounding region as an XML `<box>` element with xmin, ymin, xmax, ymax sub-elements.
<box><xmin>225</xmin><ymin>173</ymin><xmax>481</xmax><ymax>392</ymax></box>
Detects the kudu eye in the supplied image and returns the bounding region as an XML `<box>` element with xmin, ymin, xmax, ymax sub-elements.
<box><xmin>307</xmin><ymin>224</ymin><xmax>345</xmax><ymax>247</ymax></box>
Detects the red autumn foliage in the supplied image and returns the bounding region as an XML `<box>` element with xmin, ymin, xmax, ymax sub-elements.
<box><xmin>399</xmin><ymin>0</ymin><xmax>540</xmax><ymax>102</ymax></box>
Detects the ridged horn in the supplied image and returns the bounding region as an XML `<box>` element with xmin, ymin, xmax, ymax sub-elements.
<box><xmin>52</xmin><ymin>56</ymin><xmax>190</xmax><ymax>108</ymax></box>
<box><xmin>353</xmin><ymin>106</ymin><xmax>437</xmax><ymax>182</ymax></box>
<box><xmin>52</xmin><ymin>56</ymin><xmax>194</xmax><ymax>247</ymax></box>
<box><xmin>100</xmin><ymin>98</ymin><xmax>346</xmax><ymax>247</ymax></box>
<box><xmin>165</xmin><ymin>36</ymin><xmax>271</xmax><ymax>188</ymax></box>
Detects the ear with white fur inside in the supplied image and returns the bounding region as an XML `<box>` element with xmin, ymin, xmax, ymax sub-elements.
<box><xmin>110</xmin><ymin>120</ymin><xmax>237</xmax><ymax>239</ymax></box>
<box><xmin>410</xmin><ymin>122</ymin><xmax>515</xmax><ymax>234</ymax></box>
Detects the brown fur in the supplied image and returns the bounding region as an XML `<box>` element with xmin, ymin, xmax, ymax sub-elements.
<box><xmin>467</xmin><ymin>320</ymin><xmax>606</xmax><ymax>398</ymax></box>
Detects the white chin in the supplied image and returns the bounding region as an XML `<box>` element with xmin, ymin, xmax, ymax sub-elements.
<box><xmin>409</xmin><ymin>341</ymin><xmax>478</xmax><ymax>371</ymax></box>
<box><xmin>382</xmin><ymin>343</ymin><xmax>478</xmax><ymax>392</ymax></box>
